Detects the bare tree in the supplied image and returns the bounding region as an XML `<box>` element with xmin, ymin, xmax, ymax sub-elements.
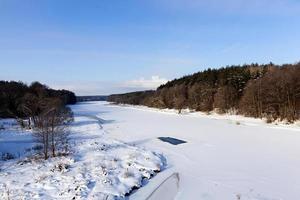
<box><xmin>25</xmin><ymin>97</ymin><xmax>73</xmax><ymax>159</ymax></box>
<box><xmin>47</xmin><ymin>98</ymin><xmax>73</xmax><ymax>157</ymax></box>
<box><xmin>214</xmin><ymin>85</ymin><xmax>238</xmax><ymax>113</ymax></box>
<box><xmin>33</xmin><ymin>106</ymin><xmax>51</xmax><ymax>159</ymax></box>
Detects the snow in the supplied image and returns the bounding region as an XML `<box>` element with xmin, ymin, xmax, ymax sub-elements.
<box><xmin>0</xmin><ymin>119</ymin><xmax>35</xmax><ymax>159</ymax></box>
<box><xmin>93</xmin><ymin>102</ymin><xmax>300</xmax><ymax>200</ymax></box>
<box><xmin>1</xmin><ymin>101</ymin><xmax>300</xmax><ymax>200</ymax></box>
<box><xmin>0</xmin><ymin>104</ymin><xmax>164</xmax><ymax>199</ymax></box>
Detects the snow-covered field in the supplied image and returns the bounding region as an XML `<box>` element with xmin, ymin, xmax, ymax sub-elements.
<box><xmin>1</xmin><ymin>101</ymin><xmax>300</xmax><ymax>200</ymax></box>
<box><xmin>0</xmin><ymin>104</ymin><xmax>164</xmax><ymax>199</ymax></box>
<box><xmin>89</xmin><ymin>101</ymin><xmax>300</xmax><ymax>200</ymax></box>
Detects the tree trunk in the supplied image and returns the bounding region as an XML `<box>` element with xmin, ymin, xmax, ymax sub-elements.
<box><xmin>51</xmin><ymin>118</ymin><xmax>56</xmax><ymax>157</ymax></box>
<box><xmin>44</xmin><ymin>130</ymin><xmax>49</xmax><ymax>160</ymax></box>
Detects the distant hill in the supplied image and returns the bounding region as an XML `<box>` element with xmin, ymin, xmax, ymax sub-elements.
<box><xmin>108</xmin><ymin>62</ymin><xmax>300</xmax><ymax>122</ymax></box>
<box><xmin>76</xmin><ymin>95</ymin><xmax>108</xmax><ymax>102</ymax></box>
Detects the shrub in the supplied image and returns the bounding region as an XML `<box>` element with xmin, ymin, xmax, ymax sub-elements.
<box><xmin>1</xmin><ymin>152</ymin><xmax>15</xmax><ymax>161</ymax></box>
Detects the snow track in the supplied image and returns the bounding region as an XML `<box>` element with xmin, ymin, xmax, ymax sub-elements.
<box><xmin>75</xmin><ymin>114</ymin><xmax>104</xmax><ymax>129</ymax></box>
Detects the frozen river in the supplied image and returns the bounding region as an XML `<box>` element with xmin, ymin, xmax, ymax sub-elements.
<box><xmin>76</xmin><ymin>101</ymin><xmax>300</xmax><ymax>200</ymax></box>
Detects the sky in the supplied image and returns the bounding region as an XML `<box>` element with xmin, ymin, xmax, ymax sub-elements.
<box><xmin>0</xmin><ymin>0</ymin><xmax>300</xmax><ymax>95</ymax></box>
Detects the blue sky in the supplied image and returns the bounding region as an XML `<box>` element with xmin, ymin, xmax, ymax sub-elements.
<box><xmin>0</xmin><ymin>0</ymin><xmax>300</xmax><ymax>95</ymax></box>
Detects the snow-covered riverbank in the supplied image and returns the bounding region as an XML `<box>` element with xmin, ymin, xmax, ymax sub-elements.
<box><xmin>0</xmin><ymin>104</ymin><xmax>164</xmax><ymax>199</ymax></box>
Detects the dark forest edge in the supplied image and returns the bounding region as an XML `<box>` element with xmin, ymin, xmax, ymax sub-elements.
<box><xmin>0</xmin><ymin>81</ymin><xmax>76</xmax><ymax>119</ymax></box>
<box><xmin>76</xmin><ymin>95</ymin><xmax>108</xmax><ymax>102</ymax></box>
<box><xmin>108</xmin><ymin>63</ymin><xmax>300</xmax><ymax>123</ymax></box>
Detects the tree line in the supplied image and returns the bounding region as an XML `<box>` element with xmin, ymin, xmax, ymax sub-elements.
<box><xmin>108</xmin><ymin>63</ymin><xmax>300</xmax><ymax>122</ymax></box>
<box><xmin>0</xmin><ymin>81</ymin><xmax>76</xmax><ymax>159</ymax></box>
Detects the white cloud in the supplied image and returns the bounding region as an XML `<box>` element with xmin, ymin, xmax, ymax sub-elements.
<box><xmin>122</xmin><ymin>76</ymin><xmax>168</xmax><ymax>89</ymax></box>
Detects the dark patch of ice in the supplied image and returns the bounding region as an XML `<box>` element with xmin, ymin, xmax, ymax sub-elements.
<box><xmin>158</xmin><ymin>137</ymin><xmax>187</xmax><ymax>145</ymax></box>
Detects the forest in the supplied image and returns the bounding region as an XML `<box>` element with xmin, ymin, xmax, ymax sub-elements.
<box><xmin>0</xmin><ymin>81</ymin><xmax>76</xmax><ymax>118</ymax></box>
<box><xmin>108</xmin><ymin>63</ymin><xmax>300</xmax><ymax>122</ymax></box>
